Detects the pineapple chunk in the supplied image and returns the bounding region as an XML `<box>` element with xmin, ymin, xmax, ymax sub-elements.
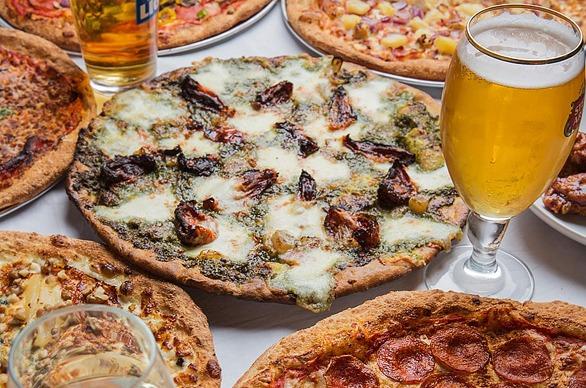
<box><xmin>347</xmin><ymin>0</ymin><xmax>370</xmax><ymax>15</ymax></box>
<box><xmin>434</xmin><ymin>36</ymin><xmax>457</xmax><ymax>55</ymax></box>
<box><xmin>382</xmin><ymin>34</ymin><xmax>408</xmax><ymax>48</ymax></box>
<box><xmin>423</xmin><ymin>8</ymin><xmax>445</xmax><ymax>24</ymax></box>
<box><xmin>456</xmin><ymin>3</ymin><xmax>484</xmax><ymax>17</ymax></box>
<box><xmin>376</xmin><ymin>1</ymin><xmax>395</xmax><ymax>17</ymax></box>
<box><xmin>408</xmin><ymin>16</ymin><xmax>428</xmax><ymax>30</ymax></box>
<box><xmin>341</xmin><ymin>14</ymin><xmax>362</xmax><ymax>29</ymax></box>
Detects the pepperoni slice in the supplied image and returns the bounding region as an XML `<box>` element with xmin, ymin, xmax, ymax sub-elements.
<box><xmin>430</xmin><ymin>325</ymin><xmax>489</xmax><ymax>373</ymax></box>
<box><xmin>421</xmin><ymin>374</ymin><xmax>472</xmax><ymax>388</ymax></box>
<box><xmin>376</xmin><ymin>336</ymin><xmax>435</xmax><ymax>383</ymax></box>
<box><xmin>569</xmin><ymin>369</ymin><xmax>586</xmax><ymax>388</ymax></box>
<box><xmin>492</xmin><ymin>335</ymin><xmax>553</xmax><ymax>384</ymax></box>
<box><xmin>324</xmin><ymin>355</ymin><xmax>379</xmax><ymax>388</ymax></box>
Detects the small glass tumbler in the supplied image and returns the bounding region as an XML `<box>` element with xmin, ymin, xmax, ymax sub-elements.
<box><xmin>8</xmin><ymin>304</ymin><xmax>174</xmax><ymax>388</ymax></box>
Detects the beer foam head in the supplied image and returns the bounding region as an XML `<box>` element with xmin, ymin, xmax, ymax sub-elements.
<box><xmin>458</xmin><ymin>12</ymin><xmax>584</xmax><ymax>89</ymax></box>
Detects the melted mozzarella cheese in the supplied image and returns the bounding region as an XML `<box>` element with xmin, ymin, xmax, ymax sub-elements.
<box><xmin>380</xmin><ymin>214</ymin><xmax>459</xmax><ymax>247</ymax></box>
<box><xmin>303</xmin><ymin>117</ymin><xmax>366</xmax><ymax>151</ymax></box>
<box><xmin>304</xmin><ymin>154</ymin><xmax>351</xmax><ymax>183</ymax></box>
<box><xmin>190</xmin><ymin>176</ymin><xmax>243</xmax><ymax>213</ymax></box>
<box><xmin>189</xmin><ymin>63</ymin><xmax>231</xmax><ymax>97</ymax></box>
<box><xmin>159</xmin><ymin>131</ymin><xmax>219</xmax><ymax>157</ymax></box>
<box><xmin>112</xmin><ymin>89</ymin><xmax>186</xmax><ymax>130</ymax></box>
<box><xmin>229</xmin><ymin>105</ymin><xmax>281</xmax><ymax>135</ymax></box>
<box><xmin>406</xmin><ymin>165</ymin><xmax>453</xmax><ymax>191</ymax></box>
<box><xmin>95</xmin><ymin>118</ymin><xmax>153</xmax><ymax>157</ymax></box>
<box><xmin>95</xmin><ymin>189</ymin><xmax>177</xmax><ymax>223</ymax></box>
<box><xmin>274</xmin><ymin>61</ymin><xmax>330</xmax><ymax>104</ymax></box>
<box><xmin>270</xmin><ymin>248</ymin><xmax>341</xmax><ymax>311</ymax></box>
<box><xmin>346</xmin><ymin>78</ymin><xmax>393</xmax><ymax>123</ymax></box>
<box><xmin>265</xmin><ymin>195</ymin><xmax>326</xmax><ymax>240</ymax></box>
<box><xmin>184</xmin><ymin>216</ymin><xmax>255</xmax><ymax>263</ymax></box>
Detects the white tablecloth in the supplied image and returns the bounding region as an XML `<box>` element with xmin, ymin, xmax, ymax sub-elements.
<box><xmin>1</xmin><ymin>5</ymin><xmax>585</xmax><ymax>386</ymax></box>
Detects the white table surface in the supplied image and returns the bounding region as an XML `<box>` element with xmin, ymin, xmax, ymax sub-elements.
<box><xmin>1</xmin><ymin>5</ymin><xmax>586</xmax><ymax>386</ymax></box>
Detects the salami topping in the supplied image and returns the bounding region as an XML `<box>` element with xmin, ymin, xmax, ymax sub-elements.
<box><xmin>377</xmin><ymin>336</ymin><xmax>435</xmax><ymax>383</ymax></box>
<box><xmin>430</xmin><ymin>325</ymin><xmax>489</xmax><ymax>373</ymax></box>
<box><xmin>492</xmin><ymin>335</ymin><xmax>553</xmax><ymax>384</ymax></box>
<box><xmin>324</xmin><ymin>355</ymin><xmax>379</xmax><ymax>388</ymax></box>
<box><xmin>421</xmin><ymin>374</ymin><xmax>472</xmax><ymax>388</ymax></box>
<box><xmin>569</xmin><ymin>369</ymin><xmax>586</xmax><ymax>388</ymax></box>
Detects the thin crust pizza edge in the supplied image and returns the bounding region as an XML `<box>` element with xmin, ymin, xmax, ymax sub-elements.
<box><xmin>0</xmin><ymin>230</ymin><xmax>222</xmax><ymax>387</ymax></box>
<box><xmin>0</xmin><ymin>28</ymin><xmax>96</xmax><ymax>211</ymax></box>
<box><xmin>234</xmin><ymin>289</ymin><xmax>586</xmax><ymax>387</ymax></box>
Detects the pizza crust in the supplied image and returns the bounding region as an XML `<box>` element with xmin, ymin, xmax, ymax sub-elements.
<box><xmin>67</xmin><ymin>55</ymin><xmax>467</xmax><ymax>308</ymax></box>
<box><xmin>0</xmin><ymin>231</ymin><xmax>221</xmax><ymax>387</ymax></box>
<box><xmin>235</xmin><ymin>290</ymin><xmax>586</xmax><ymax>386</ymax></box>
<box><xmin>0</xmin><ymin>28</ymin><xmax>95</xmax><ymax>211</ymax></box>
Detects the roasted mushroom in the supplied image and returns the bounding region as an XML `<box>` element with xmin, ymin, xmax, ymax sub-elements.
<box><xmin>252</xmin><ymin>81</ymin><xmax>293</xmax><ymax>110</ymax></box>
<box><xmin>100</xmin><ymin>154</ymin><xmax>157</xmax><ymax>186</ymax></box>
<box><xmin>174</xmin><ymin>201</ymin><xmax>219</xmax><ymax>246</ymax></box>
<box><xmin>177</xmin><ymin>153</ymin><xmax>219</xmax><ymax>176</ymax></box>
<box><xmin>298</xmin><ymin>170</ymin><xmax>317</xmax><ymax>201</ymax></box>
<box><xmin>237</xmin><ymin>169</ymin><xmax>278</xmax><ymax>198</ymax></box>
<box><xmin>328</xmin><ymin>86</ymin><xmax>356</xmax><ymax>130</ymax></box>
<box><xmin>180</xmin><ymin>76</ymin><xmax>234</xmax><ymax>116</ymax></box>
<box><xmin>377</xmin><ymin>161</ymin><xmax>417</xmax><ymax>209</ymax></box>
<box><xmin>324</xmin><ymin>207</ymin><xmax>380</xmax><ymax>250</ymax></box>
<box><xmin>343</xmin><ymin>135</ymin><xmax>415</xmax><ymax>165</ymax></box>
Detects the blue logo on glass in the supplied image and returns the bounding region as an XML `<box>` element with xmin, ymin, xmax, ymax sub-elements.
<box><xmin>136</xmin><ymin>0</ymin><xmax>156</xmax><ymax>24</ymax></box>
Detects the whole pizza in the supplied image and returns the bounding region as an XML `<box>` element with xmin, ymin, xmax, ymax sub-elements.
<box><xmin>0</xmin><ymin>231</ymin><xmax>221</xmax><ymax>387</ymax></box>
<box><xmin>67</xmin><ymin>55</ymin><xmax>467</xmax><ymax>312</ymax></box>
<box><xmin>0</xmin><ymin>28</ymin><xmax>95</xmax><ymax>211</ymax></box>
<box><xmin>0</xmin><ymin>0</ymin><xmax>273</xmax><ymax>51</ymax></box>
<box><xmin>286</xmin><ymin>0</ymin><xmax>585</xmax><ymax>80</ymax></box>
<box><xmin>236</xmin><ymin>290</ymin><xmax>586</xmax><ymax>387</ymax></box>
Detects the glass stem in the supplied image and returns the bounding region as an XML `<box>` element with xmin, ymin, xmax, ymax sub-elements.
<box><xmin>465</xmin><ymin>212</ymin><xmax>510</xmax><ymax>274</ymax></box>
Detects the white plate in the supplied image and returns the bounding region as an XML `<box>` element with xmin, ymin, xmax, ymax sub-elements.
<box><xmin>280</xmin><ymin>0</ymin><xmax>444</xmax><ymax>89</ymax></box>
<box><xmin>0</xmin><ymin>0</ymin><xmax>277</xmax><ymax>57</ymax></box>
<box><xmin>530</xmin><ymin>199</ymin><xmax>586</xmax><ymax>246</ymax></box>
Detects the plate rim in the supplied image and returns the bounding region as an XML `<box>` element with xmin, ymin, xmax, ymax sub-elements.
<box><xmin>0</xmin><ymin>177</ymin><xmax>62</xmax><ymax>219</ymax></box>
<box><xmin>0</xmin><ymin>0</ymin><xmax>277</xmax><ymax>57</ymax></box>
<box><xmin>530</xmin><ymin>199</ymin><xmax>586</xmax><ymax>246</ymax></box>
<box><xmin>280</xmin><ymin>0</ymin><xmax>445</xmax><ymax>89</ymax></box>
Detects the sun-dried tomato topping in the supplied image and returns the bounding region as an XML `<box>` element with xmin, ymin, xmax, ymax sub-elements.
<box><xmin>328</xmin><ymin>86</ymin><xmax>356</xmax><ymax>130</ymax></box>
<box><xmin>252</xmin><ymin>81</ymin><xmax>293</xmax><ymax>110</ymax></box>
<box><xmin>100</xmin><ymin>154</ymin><xmax>157</xmax><ymax>186</ymax></box>
<box><xmin>180</xmin><ymin>76</ymin><xmax>234</xmax><ymax>116</ymax></box>
<box><xmin>569</xmin><ymin>369</ymin><xmax>586</xmax><ymax>388</ymax></box>
<box><xmin>298</xmin><ymin>170</ymin><xmax>317</xmax><ymax>201</ymax></box>
<box><xmin>174</xmin><ymin>201</ymin><xmax>219</xmax><ymax>246</ymax></box>
<box><xmin>421</xmin><ymin>374</ymin><xmax>472</xmax><ymax>388</ymax></box>
<box><xmin>237</xmin><ymin>169</ymin><xmax>278</xmax><ymax>198</ymax></box>
<box><xmin>0</xmin><ymin>136</ymin><xmax>52</xmax><ymax>188</ymax></box>
<box><xmin>203</xmin><ymin>125</ymin><xmax>244</xmax><ymax>144</ymax></box>
<box><xmin>324</xmin><ymin>355</ymin><xmax>379</xmax><ymax>388</ymax></box>
<box><xmin>275</xmin><ymin>121</ymin><xmax>319</xmax><ymax>158</ymax></box>
<box><xmin>430</xmin><ymin>325</ymin><xmax>489</xmax><ymax>373</ymax></box>
<box><xmin>492</xmin><ymin>335</ymin><xmax>553</xmax><ymax>384</ymax></box>
<box><xmin>377</xmin><ymin>161</ymin><xmax>417</xmax><ymax>209</ymax></box>
<box><xmin>376</xmin><ymin>336</ymin><xmax>435</xmax><ymax>383</ymax></box>
<box><xmin>324</xmin><ymin>207</ymin><xmax>380</xmax><ymax>250</ymax></box>
<box><xmin>177</xmin><ymin>152</ymin><xmax>219</xmax><ymax>176</ymax></box>
<box><xmin>343</xmin><ymin>135</ymin><xmax>415</xmax><ymax>164</ymax></box>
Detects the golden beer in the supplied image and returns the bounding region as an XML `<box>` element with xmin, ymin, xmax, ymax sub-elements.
<box><xmin>71</xmin><ymin>0</ymin><xmax>157</xmax><ymax>92</ymax></box>
<box><xmin>441</xmin><ymin>13</ymin><xmax>584</xmax><ymax>219</ymax></box>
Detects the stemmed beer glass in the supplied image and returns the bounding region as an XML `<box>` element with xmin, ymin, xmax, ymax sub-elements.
<box><xmin>425</xmin><ymin>4</ymin><xmax>585</xmax><ymax>300</ymax></box>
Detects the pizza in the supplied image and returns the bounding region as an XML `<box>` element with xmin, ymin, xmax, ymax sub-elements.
<box><xmin>286</xmin><ymin>0</ymin><xmax>585</xmax><ymax>81</ymax></box>
<box><xmin>0</xmin><ymin>28</ymin><xmax>95</xmax><ymax>212</ymax></box>
<box><xmin>543</xmin><ymin>132</ymin><xmax>586</xmax><ymax>216</ymax></box>
<box><xmin>236</xmin><ymin>290</ymin><xmax>586</xmax><ymax>387</ymax></box>
<box><xmin>67</xmin><ymin>55</ymin><xmax>467</xmax><ymax>312</ymax></box>
<box><xmin>0</xmin><ymin>0</ymin><xmax>273</xmax><ymax>52</ymax></box>
<box><xmin>0</xmin><ymin>231</ymin><xmax>221</xmax><ymax>387</ymax></box>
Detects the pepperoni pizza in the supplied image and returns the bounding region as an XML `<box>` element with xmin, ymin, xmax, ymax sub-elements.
<box><xmin>0</xmin><ymin>28</ymin><xmax>95</xmax><ymax>212</ymax></box>
<box><xmin>237</xmin><ymin>290</ymin><xmax>586</xmax><ymax>387</ymax></box>
<box><xmin>0</xmin><ymin>0</ymin><xmax>273</xmax><ymax>51</ymax></box>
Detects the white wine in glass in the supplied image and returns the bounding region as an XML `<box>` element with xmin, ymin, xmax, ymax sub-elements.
<box><xmin>425</xmin><ymin>4</ymin><xmax>585</xmax><ymax>300</ymax></box>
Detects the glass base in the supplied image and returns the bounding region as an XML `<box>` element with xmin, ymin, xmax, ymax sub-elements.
<box><xmin>90</xmin><ymin>80</ymin><xmax>136</xmax><ymax>94</ymax></box>
<box><xmin>424</xmin><ymin>245</ymin><xmax>534</xmax><ymax>301</ymax></box>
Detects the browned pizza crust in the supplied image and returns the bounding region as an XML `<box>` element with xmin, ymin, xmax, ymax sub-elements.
<box><xmin>0</xmin><ymin>28</ymin><xmax>95</xmax><ymax>211</ymax></box>
<box><xmin>236</xmin><ymin>290</ymin><xmax>586</xmax><ymax>386</ymax></box>
<box><xmin>0</xmin><ymin>231</ymin><xmax>221</xmax><ymax>387</ymax></box>
<box><xmin>67</xmin><ymin>55</ymin><xmax>467</xmax><ymax>308</ymax></box>
<box><xmin>158</xmin><ymin>0</ymin><xmax>274</xmax><ymax>49</ymax></box>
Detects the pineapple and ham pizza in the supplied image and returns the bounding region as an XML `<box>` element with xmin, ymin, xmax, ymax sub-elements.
<box><xmin>236</xmin><ymin>290</ymin><xmax>586</xmax><ymax>387</ymax></box>
<box><xmin>0</xmin><ymin>0</ymin><xmax>273</xmax><ymax>51</ymax></box>
<box><xmin>67</xmin><ymin>55</ymin><xmax>468</xmax><ymax>312</ymax></box>
<box><xmin>285</xmin><ymin>0</ymin><xmax>585</xmax><ymax>81</ymax></box>
<box><xmin>0</xmin><ymin>232</ymin><xmax>221</xmax><ymax>387</ymax></box>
